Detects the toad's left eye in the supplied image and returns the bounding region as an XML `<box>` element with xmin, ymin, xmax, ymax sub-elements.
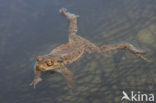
<box><xmin>46</xmin><ymin>60</ymin><xmax>53</xmax><ymax>66</ymax></box>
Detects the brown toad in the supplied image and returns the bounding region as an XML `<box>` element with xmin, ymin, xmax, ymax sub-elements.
<box><xmin>30</xmin><ymin>8</ymin><xmax>149</xmax><ymax>89</ymax></box>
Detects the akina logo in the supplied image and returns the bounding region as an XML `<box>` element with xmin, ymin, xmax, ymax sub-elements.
<box><xmin>121</xmin><ymin>91</ymin><xmax>155</xmax><ymax>102</ymax></box>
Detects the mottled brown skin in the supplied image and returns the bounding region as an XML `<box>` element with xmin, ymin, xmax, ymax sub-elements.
<box><xmin>30</xmin><ymin>8</ymin><xmax>149</xmax><ymax>89</ymax></box>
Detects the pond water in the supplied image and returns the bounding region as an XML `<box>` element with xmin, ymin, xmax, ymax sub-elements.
<box><xmin>0</xmin><ymin>0</ymin><xmax>156</xmax><ymax>103</ymax></box>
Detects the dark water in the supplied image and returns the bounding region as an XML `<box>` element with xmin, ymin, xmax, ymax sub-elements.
<box><xmin>0</xmin><ymin>0</ymin><xmax>156</xmax><ymax>103</ymax></box>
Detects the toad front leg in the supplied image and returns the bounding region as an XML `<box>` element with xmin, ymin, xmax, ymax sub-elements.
<box><xmin>55</xmin><ymin>67</ymin><xmax>74</xmax><ymax>90</ymax></box>
<box><xmin>29</xmin><ymin>68</ymin><xmax>42</xmax><ymax>88</ymax></box>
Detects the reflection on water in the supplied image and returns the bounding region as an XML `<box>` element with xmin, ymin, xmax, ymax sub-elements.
<box><xmin>0</xmin><ymin>0</ymin><xmax>156</xmax><ymax>103</ymax></box>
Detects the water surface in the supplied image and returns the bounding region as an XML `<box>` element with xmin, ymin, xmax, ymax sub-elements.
<box><xmin>0</xmin><ymin>0</ymin><xmax>156</xmax><ymax>103</ymax></box>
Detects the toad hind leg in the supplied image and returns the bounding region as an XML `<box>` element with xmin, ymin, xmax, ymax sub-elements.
<box><xmin>60</xmin><ymin>8</ymin><xmax>79</xmax><ymax>42</ymax></box>
<box><xmin>100</xmin><ymin>43</ymin><xmax>150</xmax><ymax>62</ymax></box>
<box><xmin>85</xmin><ymin>43</ymin><xmax>150</xmax><ymax>62</ymax></box>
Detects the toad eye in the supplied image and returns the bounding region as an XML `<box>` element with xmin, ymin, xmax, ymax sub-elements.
<box><xmin>37</xmin><ymin>56</ymin><xmax>43</xmax><ymax>62</ymax></box>
<box><xmin>46</xmin><ymin>60</ymin><xmax>53</xmax><ymax>66</ymax></box>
